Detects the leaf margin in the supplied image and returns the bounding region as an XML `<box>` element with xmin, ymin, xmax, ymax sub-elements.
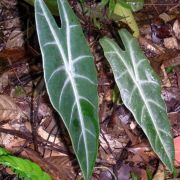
<box><xmin>35</xmin><ymin>0</ymin><xmax>99</xmax><ymax>179</ymax></box>
<box><xmin>99</xmin><ymin>28</ymin><xmax>175</xmax><ymax>172</ymax></box>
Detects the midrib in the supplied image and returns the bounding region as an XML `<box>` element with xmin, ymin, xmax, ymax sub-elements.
<box><xmin>106</xmin><ymin>39</ymin><xmax>171</xmax><ymax>164</ymax></box>
<box><xmin>40</xmin><ymin>0</ymin><xmax>89</xmax><ymax>174</ymax></box>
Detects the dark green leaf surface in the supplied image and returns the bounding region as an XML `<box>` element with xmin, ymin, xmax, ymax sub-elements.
<box><xmin>35</xmin><ymin>0</ymin><xmax>99</xmax><ymax>179</ymax></box>
<box><xmin>100</xmin><ymin>29</ymin><xmax>174</xmax><ymax>172</ymax></box>
<box><xmin>24</xmin><ymin>0</ymin><xmax>59</xmax><ymax>15</ymax></box>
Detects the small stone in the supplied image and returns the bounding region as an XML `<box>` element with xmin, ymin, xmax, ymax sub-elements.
<box><xmin>130</xmin><ymin>121</ymin><xmax>136</xmax><ymax>130</ymax></box>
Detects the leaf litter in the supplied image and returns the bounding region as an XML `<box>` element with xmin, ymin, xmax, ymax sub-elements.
<box><xmin>0</xmin><ymin>0</ymin><xmax>179</xmax><ymax>179</ymax></box>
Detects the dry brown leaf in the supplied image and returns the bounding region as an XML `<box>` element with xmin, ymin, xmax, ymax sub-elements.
<box><xmin>6</xmin><ymin>30</ymin><xmax>24</xmax><ymax>48</ymax></box>
<box><xmin>152</xmin><ymin>163</ymin><xmax>165</xmax><ymax>180</ymax></box>
<box><xmin>0</xmin><ymin>73</ymin><xmax>9</xmax><ymax>92</ymax></box>
<box><xmin>37</xmin><ymin>126</ymin><xmax>61</xmax><ymax>145</ymax></box>
<box><xmin>45</xmin><ymin>156</ymin><xmax>77</xmax><ymax>180</ymax></box>
<box><xmin>163</xmin><ymin>52</ymin><xmax>180</xmax><ymax>68</ymax></box>
<box><xmin>128</xmin><ymin>141</ymin><xmax>157</xmax><ymax>163</ymax></box>
<box><xmin>0</xmin><ymin>133</ymin><xmax>25</xmax><ymax>151</ymax></box>
<box><xmin>139</xmin><ymin>36</ymin><xmax>165</xmax><ymax>55</ymax></box>
<box><xmin>161</xmin><ymin>64</ymin><xmax>171</xmax><ymax>87</ymax></box>
<box><xmin>100</xmin><ymin>130</ymin><xmax>126</xmax><ymax>154</ymax></box>
<box><xmin>0</xmin><ymin>122</ymin><xmax>26</xmax><ymax>151</ymax></box>
<box><xmin>0</xmin><ymin>95</ymin><xmax>25</xmax><ymax>120</ymax></box>
<box><xmin>21</xmin><ymin>148</ymin><xmax>62</xmax><ymax>180</ymax></box>
<box><xmin>4</xmin><ymin>16</ymin><xmax>24</xmax><ymax>48</ymax></box>
<box><xmin>173</xmin><ymin>20</ymin><xmax>180</xmax><ymax>40</ymax></box>
<box><xmin>99</xmin><ymin>146</ymin><xmax>116</xmax><ymax>165</ymax></box>
<box><xmin>163</xmin><ymin>37</ymin><xmax>179</xmax><ymax>50</ymax></box>
<box><xmin>0</xmin><ymin>48</ymin><xmax>27</xmax><ymax>62</ymax></box>
<box><xmin>1</xmin><ymin>0</ymin><xmax>17</xmax><ymax>8</ymax></box>
<box><xmin>159</xmin><ymin>13</ymin><xmax>176</xmax><ymax>23</ymax></box>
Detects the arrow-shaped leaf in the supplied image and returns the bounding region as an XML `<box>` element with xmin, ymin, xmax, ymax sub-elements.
<box><xmin>35</xmin><ymin>0</ymin><xmax>99</xmax><ymax>179</ymax></box>
<box><xmin>100</xmin><ymin>29</ymin><xmax>174</xmax><ymax>172</ymax></box>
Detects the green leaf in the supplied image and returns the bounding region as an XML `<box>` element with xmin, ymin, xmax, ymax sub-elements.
<box><xmin>79</xmin><ymin>0</ymin><xmax>85</xmax><ymax>3</ymax></box>
<box><xmin>0</xmin><ymin>148</ymin><xmax>10</xmax><ymax>156</ymax></box>
<box><xmin>118</xmin><ymin>0</ymin><xmax>131</xmax><ymax>9</ymax></box>
<box><xmin>93</xmin><ymin>17</ymin><xmax>101</xmax><ymax>29</ymax></box>
<box><xmin>146</xmin><ymin>168</ymin><xmax>153</xmax><ymax>180</ymax></box>
<box><xmin>108</xmin><ymin>0</ymin><xmax>116</xmax><ymax>16</ymax></box>
<box><xmin>117</xmin><ymin>0</ymin><xmax>144</xmax><ymax>12</ymax></box>
<box><xmin>131</xmin><ymin>171</ymin><xmax>138</xmax><ymax>180</ymax></box>
<box><xmin>126</xmin><ymin>0</ymin><xmax>144</xmax><ymax>12</ymax></box>
<box><xmin>165</xmin><ymin>65</ymin><xmax>173</xmax><ymax>73</ymax></box>
<box><xmin>0</xmin><ymin>148</ymin><xmax>51</xmax><ymax>180</ymax></box>
<box><xmin>23</xmin><ymin>0</ymin><xmax>59</xmax><ymax>15</ymax></box>
<box><xmin>99</xmin><ymin>0</ymin><xmax>109</xmax><ymax>10</ymax></box>
<box><xmin>100</xmin><ymin>29</ymin><xmax>174</xmax><ymax>172</ymax></box>
<box><xmin>35</xmin><ymin>0</ymin><xmax>99</xmax><ymax>179</ymax></box>
<box><xmin>113</xmin><ymin>3</ymin><xmax>140</xmax><ymax>37</ymax></box>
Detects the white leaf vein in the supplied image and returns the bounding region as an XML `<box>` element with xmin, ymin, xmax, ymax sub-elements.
<box><xmin>104</xmin><ymin>38</ymin><xmax>171</xmax><ymax>162</ymax></box>
<box><xmin>58</xmin><ymin>78</ymin><xmax>70</xmax><ymax>108</ymax></box>
<box><xmin>74</xmin><ymin>74</ymin><xmax>96</xmax><ymax>85</ymax></box>
<box><xmin>48</xmin><ymin>65</ymin><xmax>65</xmax><ymax>83</ymax></box>
<box><xmin>43</xmin><ymin>41</ymin><xmax>56</xmax><ymax>48</ymax></box>
<box><xmin>60</xmin><ymin>0</ymin><xmax>90</xmax><ymax>173</ymax></box>
<box><xmin>72</xmin><ymin>55</ymin><xmax>92</xmax><ymax>65</ymax></box>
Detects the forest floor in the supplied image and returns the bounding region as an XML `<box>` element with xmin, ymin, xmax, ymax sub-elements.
<box><xmin>0</xmin><ymin>0</ymin><xmax>179</xmax><ymax>179</ymax></box>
